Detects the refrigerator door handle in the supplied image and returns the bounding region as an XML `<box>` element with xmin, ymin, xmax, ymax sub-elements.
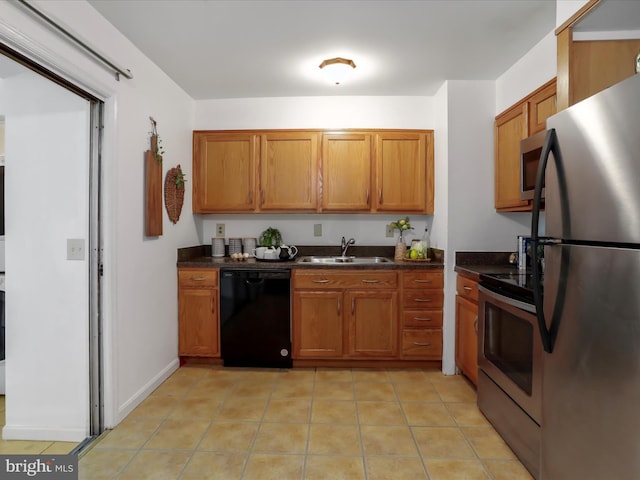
<box><xmin>531</xmin><ymin>128</ymin><xmax>569</xmax><ymax>354</ymax></box>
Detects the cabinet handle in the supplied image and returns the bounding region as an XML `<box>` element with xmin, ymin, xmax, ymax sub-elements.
<box><xmin>211</xmin><ymin>296</ymin><xmax>215</xmax><ymax>314</ymax></box>
<box><xmin>351</xmin><ymin>297</ymin><xmax>355</xmax><ymax>314</ymax></box>
<box><xmin>249</xmin><ymin>190</ymin><xmax>253</xmax><ymax>203</ymax></box>
<box><xmin>463</xmin><ymin>286</ymin><xmax>473</xmax><ymax>291</ymax></box>
<box><xmin>361</xmin><ymin>279</ymin><xmax>380</xmax><ymax>284</ymax></box>
<box><xmin>378</xmin><ymin>188</ymin><xmax>382</xmax><ymax>204</ymax></box>
<box><xmin>413</xmin><ymin>342</ymin><xmax>431</xmax><ymax>347</ymax></box>
<box><xmin>338</xmin><ymin>297</ymin><xmax>341</xmax><ymax>315</ymax></box>
<box><xmin>473</xmin><ymin>316</ymin><xmax>478</xmax><ymax>334</ymax></box>
<box><xmin>312</xmin><ymin>279</ymin><xmax>330</xmax><ymax>284</ymax></box>
<box><xmin>366</xmin><ymin>188</ymin><xmax>370</xmax><ymax>204</ymax></box>
<box><xmin>414</xmin><ymin>317</ymin><xmax>432</xmax><ymax>322</ymax></box>
<box><xmin>414</xmin><ymin>279</ymin><xmax>433</xmax><ymax>284</ymax></box>
<box><xmin>415</xmin><ymin>298</ymin><xmax>433</xmax><ymax>302</ymax></box>
<box><xmin>190</xmin><ymin>276</ymin><xmax>208</xmax><ymax>281</ymax></box>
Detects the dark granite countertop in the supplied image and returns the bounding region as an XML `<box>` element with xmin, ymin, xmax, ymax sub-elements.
<box><xmin>178</xmin><ymin>245</ymin><xmax>444</xmax><ymax>270</ymax></box>
<box><xmin>454</xmin><ymin>251</ymin><xmax>519</xmax><ymax>280</ymax></box>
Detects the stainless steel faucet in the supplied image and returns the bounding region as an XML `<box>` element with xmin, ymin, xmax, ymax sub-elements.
<box><xmin>341</xmin><ymin>236</ymin><xmax>355</xmax><ymax>257</ymax></box>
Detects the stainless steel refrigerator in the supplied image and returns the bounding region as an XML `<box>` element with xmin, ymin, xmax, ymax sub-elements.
<box><xmin>530</xmin><ymin>73</ymin><xmax>640</xmax><ymax>480</ymax></box>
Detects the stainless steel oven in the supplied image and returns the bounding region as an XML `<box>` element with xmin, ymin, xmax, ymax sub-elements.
<box><xmin>478</xmin><ymin>283</ymin><xmax>542</xmax><ymax>479</ymax></box>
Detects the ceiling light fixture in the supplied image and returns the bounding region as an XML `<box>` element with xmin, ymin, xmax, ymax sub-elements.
<box><xmin>319</xmin><ymin>57</ymin><xmax>356</xmax><ymax>85</ymax></box>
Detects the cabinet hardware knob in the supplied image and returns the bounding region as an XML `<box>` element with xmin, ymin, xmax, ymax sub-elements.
<box><xmin>312</xmin><ymin>279</ymin><xmax>330</xmax><ymax>283</ymax></box>
<box><xmin>361</xmin><ymin>279</ymin><xmax>380</xmax><ymax>283</ymax></box>
<box><xmin>413</xmin><ymin>342</ymin><xmax>431</xmax><ymax>347</ymax></box>
<box><xmin>414</xmin><ymin>317</ymin><xmax>432</xmax><ymax>321</ymax></box>
<box><xmin>415</xmin><ymin>298</ymin><xmax>433</xmax><ymax>302</ymax></box>
<box><xmin>378</xmin><ymin>188</ymin><xmax>382</xmax><ymax>203</ymax></box>
<box><xmin>191</xmin><ymin>277</ymin><xmax>207</xmax><ymax>281</ymax></box>
<box><xmin>473</xmin><ymin>316</ymin><xmax>479</xmax><ymax>334</ymax></box>
<box><xmin>414</xmin><ymin>279</ymin><xmax>433</xmax><ymax>283</ymax></box>
<box><xmin>366</xmin><ymin>188</ymin><xmax>370</xmax><ymax>204</ymax></box>
<box><xmin>463</xmin><ymin>286</ymin><xmax>473</xmax><ymax>291</ymax></box>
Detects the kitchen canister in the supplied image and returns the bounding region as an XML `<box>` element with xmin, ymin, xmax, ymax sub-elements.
<box><xmin>229</xmin><ymin>238</ymin><xmax>243</xmax><ymax>256</ymax></box>
<box><xmin>243</xmin><ymin>237</ymin><xmax>257</xmax><ymax>256</ymax></box>
<box><xmin>212</xmin><ymin>237</ymin><xmax>225</xmax><ymax>257</ymax></box>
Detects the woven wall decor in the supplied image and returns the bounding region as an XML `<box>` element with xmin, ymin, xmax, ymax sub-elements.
<box><xmin>164</xmin><ymin>164</ymin><xmax>185</xmax><ymax>224</ymax></box>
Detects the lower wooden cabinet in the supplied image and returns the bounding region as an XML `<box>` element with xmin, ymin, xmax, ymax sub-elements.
<box><xmin>455</xmin><ymin>274</ymin><xmax>479</xmax><ymax>384</ymax></box>
<box><xmin>292</xmin><ymin>270</ymin><xmax>399</xmax><ymax>360</ymax></box>
<box><xmin>400</xmin><ymin>270</ymin><xmax>444</xmax><ymax>360</ymax></box>
<box><xmin>178</xmin><ymin>268</ymin><xmax>220</xmax><ymax>357</ymax></box>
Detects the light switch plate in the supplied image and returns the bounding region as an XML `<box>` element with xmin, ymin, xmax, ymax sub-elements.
<box><xmin>216</xmin><ymin>224</ymin><xmax>225</xmax><ymax>237</ymax></box>
<box><xmin>67</xmin><ymin>238</ymin><xmax>85</xmax><ymax>261</ymax></box>
<box><xmin>314</xmin><ymin>224</ymin><xmax>322</xmax><ymax>237</ymax></box>
<box><xmin>385</xmin><ymin>224</ymin><xmax>394</xmax><ymax>237</ymax></box>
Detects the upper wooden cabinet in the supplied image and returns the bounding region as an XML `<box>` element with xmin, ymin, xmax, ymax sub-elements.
<box><xmin>321</xmin><ymin>133</ymin><xmax>372</xmax><ymax>211</ymax></box>
<box><xmin>556</xmin><ymin>0</ymin><xmax>640</xmax><ymax>110</ymax></box>
<box><xmin>374</xmin><ymin>132</ymin><xmax>434</xmax><ymax>213</ymax></box>
<box><xmin>193</xmin><ymin>129</ymin><xmax>434</xmax><ymax>214</ymax></box>
<box><xmin>494</xmin><ymin>79</ymin><xmax>556</xmax><ymax>212</ymax></box>
<box><xmin>193</xmin><ymin>132</ymin><xmax>257</xmax><ymax>212</ymax></box>
<box><xmin>260</xmin><ymin>132</ymin><xmax>319</xmax><ymax>211</ymax></box>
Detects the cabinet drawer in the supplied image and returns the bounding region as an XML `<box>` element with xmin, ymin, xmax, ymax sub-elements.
<box><xmin>293</xmin><ymin>270</ymin><xmax>397</xmax><ymax>289</ymax></box>
<box><xmin>402</xmin><ymin>310</ymin><xmax>443</xmax><ymax>328</ymax></box>
<box><xmin>403</xmin><ymin>290</ymin><xmax>443</xmax><ymax>309</ymax></box>
<box><xmin>178</xmin><ymin>269</ymin><xmax>219</xmax><ymax>288</ymax></box>
<box><xmin>402</xmin><ymin>328</ymin><xmax>442</xmax><ymax>358</ymax></box>
<box><xmin>456</xmin><ymin>275</ymin><xmax>478</xmax><ymax>302</ymax></box>
<box><xmin>402</xmin><ymin>270</ymin><xmax>443</xmax><ymax>289</ymax></box>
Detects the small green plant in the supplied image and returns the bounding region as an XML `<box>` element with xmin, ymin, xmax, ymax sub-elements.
<box><xmin>174</xmin><ymin>171</ymin><xmax>187</xmax><ymax>188</ymax></box>
<box><xmin>259</xmin><ymin>227</ymin><xmax>283</xmax><ymax>247</ymax></box>
<box><xmin>149</xmin><ymin>116</ymin><xmax>164</xmax><ymax>163</ymax></box>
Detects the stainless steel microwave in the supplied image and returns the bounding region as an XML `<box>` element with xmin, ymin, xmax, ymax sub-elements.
<box><xmin>520</xmin><ymin>130</ymin><xmax>546</xmax><ymax>201</ymax></box>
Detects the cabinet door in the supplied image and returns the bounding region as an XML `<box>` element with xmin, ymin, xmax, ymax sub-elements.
<box><xmin>321</xmin><ymin>133</ymin><xmax>372</xmax><ymax>211</ymax></box>
<box><xmin>260</xmin><ymin>132</ymin><xmax>319</xmax><ymax>211</ymax></box>
<box><xmin>292</xmin><ymin>290</ymin><xmax>343</xmax><ymax>358</ymax></box>
<box><xmin>455</xmin><ymin>295</ymin><xmax>478</xmax><ymax>385</ymax></box>
<box><xmin>192</xmin><ymin>132</ymin><xmax>257</xmax><ymax>212</ymax></box>
<box><xmin>374</xmin><ymin>132</ymin><xmax>430</xmax><ymax>213</ymax></box>
<box><xmin>494</xmin><ymin>103</ymin><xmax>530</xmax><ymax>211</ymax></box>
<box><xmin>178</xmin><ymin>288</ymin><xmax>219</xmax><ymax>357</ymax></box>
<box><xmin>528</xmin><ymin>80</ymin><xmax>557</xmax><ymax>134</ymax></box>
<box><xmin>347</xmin><ymin>291</ymin><xmax>398</xmax><ymax>358</ymax></box>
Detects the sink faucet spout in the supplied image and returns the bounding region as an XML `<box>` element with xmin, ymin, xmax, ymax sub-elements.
<box><xmin>341</xmin><ymin>236</ymin><xmax>356</xmax><ymax>257</ymax></box>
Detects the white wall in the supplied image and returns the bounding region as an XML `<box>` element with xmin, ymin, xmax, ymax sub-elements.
<box><xmin>194</xmin><ymin>96</ymin><xmax>435</xmax><ymax>248</ymax></box>
<box><xmin>3</xmin><ymin>72</ymin><xmax>91</xmax><ymax>441</ymax></box>
<box><xmin>0</xmin><ymin>0</ymin><xmax>198</xmax><ymax>436</ymax></box>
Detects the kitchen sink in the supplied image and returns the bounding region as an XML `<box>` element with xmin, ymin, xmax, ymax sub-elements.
<box><xmin>296</xmin><ymin>256</ymin><xmax>393</xmax><ymax>265</ymax></box>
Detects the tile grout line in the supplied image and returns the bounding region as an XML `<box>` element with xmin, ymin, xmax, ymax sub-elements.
<box><xmin>353</xmin><ymin>369</ymin><xmax>369</xmax><ymax>480</ymax></box>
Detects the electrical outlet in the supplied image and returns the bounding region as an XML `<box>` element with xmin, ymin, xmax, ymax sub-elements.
<box><xmin>216</xmin><ymin>223</ymin><xmax>225</xmax><ymax>237</ymax></box>
<box><xmin>385</xmin><ymin>224</ymin><xmax>394</xmax><ymax>237</ymax></box>
<box><xmin>314</xmin><ymin>223</ymin><xmax>322</xmax><ymax>237</ymax></box>
<box><xmin>67</xmin><ymin>238</ymin><xmax>85</xmax><ymax>261</ymax></box>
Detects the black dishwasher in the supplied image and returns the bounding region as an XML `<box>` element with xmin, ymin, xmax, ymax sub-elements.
<box><xmin>220</xmin><ymin>269</ymin><xmax>292</xmax><ymax>368</ymax></box>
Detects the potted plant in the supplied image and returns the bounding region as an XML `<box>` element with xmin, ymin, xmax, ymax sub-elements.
<box><xmin>259</xmin><ymin>227</ymin><xmax>283</xmax><ymax>247</ymax></box>
<box><xmin>389</xmin><ymin>216</ymin><xmax>413</xmax><ymax>260</ymax></box>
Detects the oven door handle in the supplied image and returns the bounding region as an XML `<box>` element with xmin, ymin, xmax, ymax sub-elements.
<box><xmin>478</xmin><ymin>285</ymin><xmax>536</xmax><ymax>314</ymax></box>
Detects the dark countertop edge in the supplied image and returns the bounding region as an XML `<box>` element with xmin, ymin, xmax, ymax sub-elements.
<box><xmin>178</xmin><ymin>257</ymin><xmax>444</xmax><ymax>270</ymax></box>
<box><xmin>454</xmin><ymin>251</ymin><xmax>519</xmax><ymax>280</ymax></box>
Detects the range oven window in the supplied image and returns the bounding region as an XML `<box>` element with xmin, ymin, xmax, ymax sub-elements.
<box><xmin>484</xmin><ymin>303</ymin><xmax>534</xmax><ymax>395</ymax></box>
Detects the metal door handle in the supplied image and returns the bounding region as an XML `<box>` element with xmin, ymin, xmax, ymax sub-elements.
<box><xmin>312</xmin><ymin>279</ymin><xmax>330</xmax><ymax>284</ymax></box>
<box><xmin>414</xmin><ymin>317</ymin><xmax>432</xmax><ymax>322</ymax></box>
<box><xmin>261</xmin><ymin>189</ymin><xmax>265</xmax><ymax>205</ymax></box>
<box><xmin>463</xmin><ymin>286</ymin><xmax>473</xmax><ymax>291</ymax></box>
<box><xmin>211</xmin><ymin>296</ymin><xmax>215</xmax><ymax>314</ymax></box>
<box><xmin>366</xmin><ymin>188</ymin><xmax>370</xmax><ymax>204</ymax></box>
<box><xmin>337</xmin><ymin>297</ymin><xmax>341</xmax><ymax>315</ymax></box>
<box><xmin>351</xmin><ymin>298</ymin><xmax>355</xmax><ymax>314</ymax></box>
<box><xmin>414</xmin><ymin>279</ymin><xmax>433</xmax><ymax>283</ymax></box>
<box><xmin>473</xmin><ymin>316</ymin><xmax>478</xmax><ymax>334</ymax></box>
<box><xmin>415</xmin><ymin>298</ymin><xmax>433</xmax><ymax>302</ymax></box>
<box><xmin>378</xmin><ymin>188</ymin><xmax>382</xmax><ymax>203</ymax></box>
<box><xmin>249</xmin><ymin>190</ymin><xmax>253</xmax><ymax>203</ymax></box>
<box><xmin>190</xmin><ymin>276</ymin><xmax>207</xmax><ymax>281</ymax></box>
<box><xmin>413</xmin><ymin>342</ymin><xmax>431</xmax><ymax>347</ymax></box>
<box><xmin>361</xmin><ymin>279</ymin><xmax>380</xmax><ymax>283</ymax></box>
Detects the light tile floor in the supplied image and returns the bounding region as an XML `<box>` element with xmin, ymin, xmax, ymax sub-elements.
<box><xmin>80</xmin><ymin>366</ymin><xmax>534</xmax><ymax>479</ymax></box>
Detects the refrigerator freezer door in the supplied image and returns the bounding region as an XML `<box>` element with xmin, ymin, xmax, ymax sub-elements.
<box><xmin>542</xmin><ymin>244</ymin><xmax>640</xmax><ymax>480</ymax></box>
<box><xmin>545</xmin><ymin>73</ymin><xmax>640</xmax><ymax>245</ymax></box>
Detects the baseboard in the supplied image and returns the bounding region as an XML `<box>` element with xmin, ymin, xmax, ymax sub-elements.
<box><xmin>115</xmin><ymin>358</ymin><xmax>180</xmax><ymax>425</ymax></box>
<box><xmin>2</xmin><ymin>424</ymin><xmax>87</xmax><ymax>442</ymax></box>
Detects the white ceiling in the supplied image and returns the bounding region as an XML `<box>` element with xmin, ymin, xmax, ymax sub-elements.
<box><xmin>87</xmin><ymin>0</ymin><xmax>556</xmax><ymax>100</ymax></box>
